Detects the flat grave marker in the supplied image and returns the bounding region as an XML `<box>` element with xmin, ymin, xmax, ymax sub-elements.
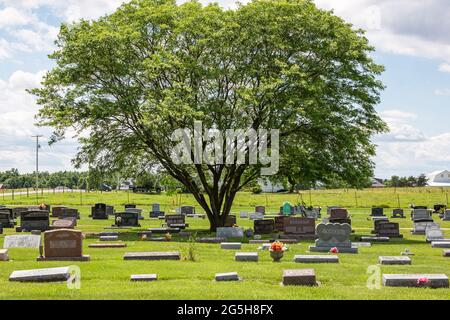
<box><xmin>379</xmin><ymin>256</ymin><xmax>412</xmax><ymax>265</ymax></box>
<box><xmin>431</xmin><ymin>242</ymin><xmax>450</xmax><ymax>248</ymax></box>
<box><xmin>294</xmin><ymin>255</ymin><xmax>339</xmax><ymax>263</ymax></box>
<box><xmin>9</xmin><ymin>267</ymin><xmax>72</xmax><ymax>283</ymax></box>
<box><xmin>220</xmin><ymin>242</ymin><xmax>242</xmax><ymax>250</ymax></box>
<box><xmin>383</xmin><ymin>274</ymin><xmax>449</xmax><ymax>288</ymax></box>
<box><xmin>130</xmin><ymin>274</ymin><xmax>157</xmax><ymax>282</ymax></box>
<box><xmin>215</xmin><ymin>272</ymin><xmax>239</xmax><ymax>281</ymax></box>
<box><xmin>282</xmin><ymin>269</ymin><xmax>317</xmax><ymax>286</ymax></box>
<box><xmin>124</xmin><ymin>252</ymin><xmax>181</xmax><ymax>261</ymax></box>
<box><xmin>235</xmin><ymin>252</ymin><xmax>258</xmax><ymax>262</ymax></box>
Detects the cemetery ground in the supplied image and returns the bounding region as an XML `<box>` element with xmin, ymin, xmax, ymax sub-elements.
<box><xmin>0</xmin><ymin>188</ymin><xmax>449</xmax><ymax>300</ymax></box>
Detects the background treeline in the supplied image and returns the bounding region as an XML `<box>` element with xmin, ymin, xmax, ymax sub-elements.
<box><xmin>383</xmin><ymin>174</ymin><xmax>428</xmax><ymax>187</ymax></box>
<box><xmin>0</xmin><ymin>168</ymin><xmax>89</xmax><ymax>189</ymax></box>
<box><xmin>0</xmin><ymin>168</ymin><xmax>179</xmax><ymax>192</ymax></box>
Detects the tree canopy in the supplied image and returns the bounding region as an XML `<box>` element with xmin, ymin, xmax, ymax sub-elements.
<box><xmin>32</xmin><ymin>0</ymin><xmax>387</xmax><ymax>230</ymax></box>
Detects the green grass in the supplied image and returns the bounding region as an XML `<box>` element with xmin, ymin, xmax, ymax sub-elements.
<box><xmin>0</xmin><ymin>189</ymin><xmax>449</xmax><ymax>300</ymax></box>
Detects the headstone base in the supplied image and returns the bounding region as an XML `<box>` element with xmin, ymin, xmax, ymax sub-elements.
<box><xmin>89</xmin><ymin>243</ymin><xmax>126</xmax><ymax>248</ymax></box>
<box><xmin>309</xmin><ymin>246</ymin><xmax>358</xmax><ymax>254</ymax></box>
<box><xmin>124</xmin><ymin>252</ymin><xmax>181</xmax><ymax>261</ymax></box>
<box><xmin>37</xmin><ymin>255</ymin><xmax>90</xmax><ymax>262</ymax></box>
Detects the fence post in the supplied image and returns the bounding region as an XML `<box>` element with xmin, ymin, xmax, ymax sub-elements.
<box><xmin>12</xmin><ymin>189</ymin><xmax>14</xmax><ymax>201</ymax></box>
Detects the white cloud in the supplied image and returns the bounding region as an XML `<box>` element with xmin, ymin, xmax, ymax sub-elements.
<box><xmin>377</xmin><ymin>110</ymin><xmax>425</xmax><ymax>142</ymax></box>
<box><xmin>434</xmin><ymin>88</ymin><xmax>450</xmax><ymax>96</ymax></box>
<box><xmin>0</xmin><ymin>69</ymin><xmax>79</xmax><ymax>172</ymax></box>
<box><xmin>0</xmin><ymin>7</ymin><xmax>30</xmax><ymax>28</ymax></box>
<box><xmin>375</xmin><ymin>109</ymin><xmax>450</xmax><ymax>177</ymax></box>
<box><xmin>314</xmin><ymin>0</ymin><xmax>450</xmax><ymax>68</ymax></box>
<box><xmin>439</xmin><ymin>63</ymin><xmax>450</xmax><ymax>73</ymax></box>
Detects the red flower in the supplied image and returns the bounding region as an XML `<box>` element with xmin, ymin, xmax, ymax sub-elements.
<box><xmin>417</xmin><ymin>277</ymin><xmax>430</xmax><ymax>286</ymax></box>
<box><xmin>270</xmin><ymin>241</ymin><xmax>284</xmax><ymax>252</ymax></box>
<box><xmin>330</xmin><ymin>247</ymin><xmax>339</xmax><ymax>254</ymax></box>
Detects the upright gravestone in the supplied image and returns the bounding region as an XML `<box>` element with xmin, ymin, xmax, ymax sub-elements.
<box><xmin>51</xmin><ymin>206</ymin><xmax>67</xmax><ymax>218</ymax></box>
<box><xmin>60</xmin><ymin>208</ymin><xmax>80</xmax><ymax>220</ymax></box>
<box><xmin>327</xmin><ymin>206</ymin><xmax>341</xmax><ymax>215</ymax></box>
<box><xmin>0</xmin><ymin>210</ymin><xmax>15</xmax><ymax>228</ymax></box>
<box><xmin>255</xmin><ymin>206</ymin><xmax>265</xmax><ymax>215</ymax></box>
<box><xmin>282</xmin><ymin>217</ymin><xmax>316</xmax><ymax>240</ymax></box>
<box><xmin>150</xmin><ymin>203</ymin><xmax>165</xmax><ymax>218</ymax></box>
<box><xmin>376</xmin><ymin>222</ymin><xmax>402</xmax><ymax>238</ymax></box>
<box><xmin>329</xmin><ymin>208</ymin><xmax>351</xmax><ymax>225</ymax></box>
<box><xmin>114</xmin><ymin>211</ymin><xmax>140</xmax><ymax>227</ymax></box>
<box><xmin>91</xmin><ymin>203</ymin><xmax>109</xmax><ymax>220</ymax></box>
<box><xmin>165</xmin><ymin>215</ymin><xmax>188</xmax><ymax>229</ymax></box>
<box><xmin>51</xmin><ymin>218</ymin><xmax>76</xmax><ymax>229</ymax></box>
<box><xmin>225</xmin><ymin>215</ymin><xmax>237</xmax><ymax>227</ymax></box>
<box><xmin>0</xmin><ymin>208</ymin><xmax>14</xmax><ymax>219</ymax></box>
<box><xmin>124</xmin><ymin>204</ymin><xmax>136</xmax><ymax>209</ymax></box>
<box><xmin>3</xmin><ymin>235</ymin><xmax>41</xmax><ymax>249</ymax></box>
<box><xmin>37</xmin><ymin>229</ymin><xmax>89</xmax><ymax>261</ymax></box>
<box><xmin>217</xmin><ymin>227</ymin><xmax>244</xmax><ymax>239</ymax></box>
<box><xmin>180</xmin><ymin>206</ymin><xmax>195</xmax><ymax>216</ymax></box>
<box><xmin>411</xmin><ymin>209</ymin><xmax>433</xmax><ymax>222</ymax></box>
<box><xmin>254</xmin><ymin>219</ymin><xmax>275</xmax><ymax>235</ymax></box>
<box><xmin>442</xmin><ymin>210</ymin><xmax>450</xmax><ymax>221</ymax></box>
<box><xmin>392</xmin><ymin>208</ymin><xmax>405</xmax><ymax>219</ymax></box>
<box><xmin>304</xmin><ymin>207</ymin><xmax>321</xmax><ymax>219</ymax></box>
<box><xmin>309</xmin><ymin>223</ymin><xmax>357</xmax><ymax>253</ymax></box>
<box><xmin>11</xmin><ymin>207</ymin><xmax>28</xmax><ymax>219</ymax></box>
<box><xmin>412</xmin><ymin>222</ymin><xmax>440</xmax><ymax>235</ymax></box>
<box><xmin>280</xmin><ymin>202</ymin><xmax>294</xmax><ymax>216</ymax></box>
<box><xmin>125</xmin><ymin>208</ymin><xmax>143</xmax><ymax>220</ymax></box>
<box><xmin>274</xmin><ymin>216</ymin><xmax>287</xmax><ymax>232</ymax></box>
<box><xmin>19</xmin><ymin>211</ymin><xmax>49</xmax><ymax>232</ymax></box>
<box><xmin>371</xmin><ymin>207</ymin><xmax>385</xmax><ymax>217</ymax></box>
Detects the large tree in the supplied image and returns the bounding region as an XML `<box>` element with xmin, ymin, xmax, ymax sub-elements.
<box><xmin>32</xmin><ymin>0</ymin><xmax>387</xmax><ymax>230</ymax></box>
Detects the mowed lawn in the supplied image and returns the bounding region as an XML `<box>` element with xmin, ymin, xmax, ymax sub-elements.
<box><xmin>0</xmin><ymin>189</ymin><xmax>449</xmax><ymax>300</ymax></box>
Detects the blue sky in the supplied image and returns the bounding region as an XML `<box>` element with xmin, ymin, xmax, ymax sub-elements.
<box><xmin>0</xmin><ymin>0</ymin><xmax>450</xmax><ymax>178</ymax></box>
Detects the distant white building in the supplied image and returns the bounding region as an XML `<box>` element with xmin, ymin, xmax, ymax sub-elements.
<box><xmin>371</xmin><ymin>178</ymin><xmax>385</xmax><ymax>188</ymax></box>
<box><xmin>258</xmin><ymin>179</ymin><xmax>285</xmax><ymax>193</ymax></box>
<box><xmin>427</xmin><ymin>170</ymin><xmax>450</xmax><ymax>187</ymax></box>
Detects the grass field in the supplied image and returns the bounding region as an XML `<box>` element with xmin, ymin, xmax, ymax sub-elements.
<box><xmin>0</xmin><ymin>188</ymin><xmax>449</xmax><ymax>300</ymax></box>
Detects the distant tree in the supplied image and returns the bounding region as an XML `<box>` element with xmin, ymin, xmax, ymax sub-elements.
<box><xmin>416</xmin><ymin>174</ymin><xmax>428</xmax><ymax>187</ymax></box>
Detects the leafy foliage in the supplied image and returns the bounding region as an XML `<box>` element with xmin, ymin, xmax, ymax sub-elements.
<box><xmin>31</xmin><ymin>0</ymin><xmax>387</xmax><ymax>230</ymax></box>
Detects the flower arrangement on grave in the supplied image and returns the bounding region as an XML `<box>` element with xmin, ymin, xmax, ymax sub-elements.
<box><xmin>269</xmin><ymin>241</ymin><xmax>285</xmax><ymax>262</ymax></box>
<box><xmin>330</xmin><ymin>247</ymin><xmax>339</xmax><ymax>254</ymax></box>
<box><xmin>115</xmin><ymin>216</ymin><xmax>122</xmax><ymax>226</ymax></box>
<box><xmin>417</xmin><ymin>277</ymin><xmax>430</xmax><ymax>287</ymax></box>
<box><xmin>165</xmin><ymin>232</ymin><xmax>172</xmax><ymax>241</ymax></box>
<box><xmin>141</xmin><ymin>234</ymin><xmax>147</xmax><ymax>241</ymax></box>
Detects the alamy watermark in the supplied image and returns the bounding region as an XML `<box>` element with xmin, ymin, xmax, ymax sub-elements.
<box><xmin>170</xmin><ymin>121</ymin><xmax>279</xmax><ymax>175</ymax></box>
<box><xmin>366</xmin><ymin>265</ymin><xmax>381</xmax><ymax>290</ymax></box>
<box><xmin>67</xmin><ymin>265</ymin><xmax>81</xmax><ymax>290</ymax></box>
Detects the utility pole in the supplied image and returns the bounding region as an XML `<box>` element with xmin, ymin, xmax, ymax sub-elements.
<box><xmin>31</xmin><ymin>135</ymin><xmax>43</xmax><ymax>194</ymax></box>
